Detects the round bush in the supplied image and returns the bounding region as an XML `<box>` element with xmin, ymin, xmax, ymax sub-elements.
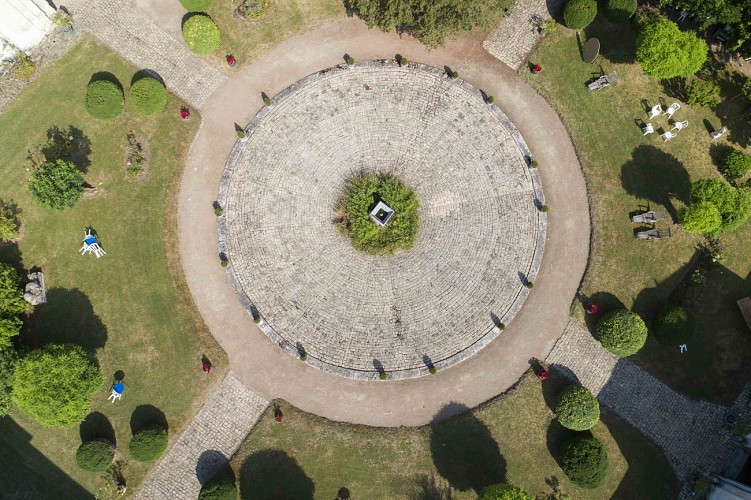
<box><xmin>653</xmin><ymin>304</ymin><xmax>694</xmax><ymax>346</ymax></box>
<box><xmin>559</xmin><ymin>435</ymin><xmax>609</xmax><ymax>488</ymax></box>
<box><xmin>199</xmin><ymin>472</ymin><xmax>237</xmax><ymax>500</ymax></box>
<box><xmin>596</xmin><ymin>309</ymin><xmax>648</xmax><ymax>357</ymax></box>
<box><xmin>131</xmin><ymin>77</ymin><xmax>167</xmax><ymax>115</ymax></box>
<box><xmin>84</xmin><ymin>80</ymin><xmax>123</xmax><ymax>120</ymax></box>
<box><xmin>182</xmin><ymin>15</ymin><xmax>221</xmax><ymax>55</ymax></box>
<box><xmin>479</xmin><ymin>483</ymin><xmax>533</xmax><ymax>500</ymax></box>
<box><xmin>76</xmin><ymin>440</ymin><xmax>114</xmax><ymax>472</ymax></box>
<box><xmin>555</xmin><ymin>385</ymin><xmax>600</xmax><ymax>431</ymax></box>
<box><xmin>563</xmin><ymin>0</ymin><xmax>598</xmax><ymax>29</ymax></box>
<box><xmin>29</xmin><ymin>160</ymin><xmax>85</xmax><ymax>210</ymax></box>
<box><xmin>180</xmin><ymin>0</ymin><xmax>213</xmax><ymax>11</ymax></box>
<box><xmin>129</xmin><ymin>425</ymin><xmax>168</xmax><ymax>462</ymax></box>
<box><xmin>722</xmin><ymin>150</ymin><xmax>751</xmax><ymax>181</ymax></box>
<box><xmin>606</xmin><ymin>0</ymin><xmax>636</xmax><ymax>22</ymax></box>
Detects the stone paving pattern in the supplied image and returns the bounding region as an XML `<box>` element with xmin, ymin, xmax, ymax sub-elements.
<box><xmin>135</xmin><ymin>373</ymin><xmax>268</xmax><ymax>499</ymax></box>
<box><xmin>547</xmin><ymin>320</ymin><xmax>734</xmax><ymax>490</ymax></box>
<box><xmin>219</xmin><ymin>61</ymin><xmax>545</xmax><ymax>377</ymax></box>
<box><xmin>483</xmin><ymin>0</ymin><xmax>566</xmax><ymax>69</ymax></box>
<box><xmin>72</xmin><ymin>0</ymin><xmax>225</xmax><ymax>109</ymax></box>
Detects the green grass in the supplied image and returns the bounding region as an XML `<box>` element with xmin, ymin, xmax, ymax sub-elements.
<box><xmin>526</xmin><ymin>15</ymin><xmax>751</xmax><ymax>403</ymax></box>
<box><xmin>0</xmin><ymin>37</ymin><xmax>225</xmax><ymax>497</ymax></box>
<box><xmin>230</xmin><ymin>373</ymin><xmax>678</xmax><ymax>499</ymax></box>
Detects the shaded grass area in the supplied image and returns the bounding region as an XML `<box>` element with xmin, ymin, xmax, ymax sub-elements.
<box><xmin>526</xmin><ymin>15</ymin><xmax>751</xmax><ymax>403</ymax></box>
<box><xmin>231</xmin><ymin>373</ymin><xmax>678</xmax><ymax>499</ymax></box>
<box><xmin>0</xmin><ymin>38</ymin><xmax>226</xmax><ymax>497</ymax></box>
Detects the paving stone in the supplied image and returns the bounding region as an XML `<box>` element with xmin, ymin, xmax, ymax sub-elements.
<box><xmin>217</xmin><ymin>61</ymin><xmax>546</xmax><ymax>379</ymax></box>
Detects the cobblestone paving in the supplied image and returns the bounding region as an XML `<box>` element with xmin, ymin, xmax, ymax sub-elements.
<box><xmin>483</xmin><ymin>0</ymin><xmax>565</xmax><ymax>69</ymax></box>
<box><xmin>135</xmin><ymin>373</ymin><xmax>268</xmax><ymax>499</ymax></box>
<box><xmin>547</xmin><ymin>320</ymin><xmax>734</xmax><ymax>489</ymax></box>
<box><xmin>72</xmin><ymin>0</ymin><xmax>225</xmax><ymax>109</ymax></box>
<box><xmin>218</xmin><ymin>61</ymin><xmax>546</xmax><ymax>379</ymax></box>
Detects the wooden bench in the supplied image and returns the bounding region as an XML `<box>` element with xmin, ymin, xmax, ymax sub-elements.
<box><xmin>737</xmin><ymin>297</ymin><xmax>751</xmax><ymax>332</ymax></box>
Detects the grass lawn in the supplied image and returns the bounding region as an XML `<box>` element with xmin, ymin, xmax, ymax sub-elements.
<box><xmin>229</xmin><ymin>372</ymin><xmax>678</xmax><ymax>499</ymax></box>
<box><xmin>525</xmin><ymin>15</ymin><xmax>751</xmax><ymax>403</ymax></box>
<box><xmin>0</xmin><ymin>37</ymin><xmax>226</xmax><ymax>497</ymax></box>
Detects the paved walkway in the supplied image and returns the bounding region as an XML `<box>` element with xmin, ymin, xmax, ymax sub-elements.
<box><xmin>483</xmin><ymin>0</ymin><xmax>565</xmax><ymax>69</ymax></box>
<box><xmin>135</xmin><ymin>373</ymin><xmax>268</xmax><ymax>499</ymax></box>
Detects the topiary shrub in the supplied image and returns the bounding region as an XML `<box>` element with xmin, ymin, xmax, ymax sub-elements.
<box><xmin>563</xmin><ymin>0</ymin><xmax>597</xmax><ymax>29</ymax></box>
<box><xmin>180</xmin><ymin>0</ymin><xmax>214</xmax><ymax>11</ymax></box>
<box><xmin>653</xmin><ymin>304</ymin><xmax>694</xmax><ymax>346</ymax></box>
<box><xmin>559</xmin><ymin>434</ymin><xmax>608</xmax><ymax>488</ymax></box>
<box><xmin>606</xmin><ymin>0</ymin><xmax>636</xmax><ymax>22</ymax></box>
<box><xmin>596</xmin><ymin>309</ymin><xmax>648</xmax><ymax>357</ymax></box>
<box><xmin>85</xmin><ymin>80</ymin><xmax>123</xmax><ymax>120</ymax></box>
<box><xmin>680</xmin><ymin>201</ymin><xmax>722</xmax><ymax>235</ymax></box>
<box><xmin>29</xmin><ymin>160</ymin><xmax>85</xmax><ymax>210</ymax></box>
<box><xmin>555</xmin><ymin>384</ymin><xmax>600</xmax><ymax>431</ymax></box>
<box><xmin>131</xmin><ymin>77</ymin><xmax>167</xmax><ymax>115</ymax></box>
<box><xmin>182</xmin><ymin>15</ymin><xmax>221</xmax><ymax>55</ymax></box>
<box><xmin>76</xmin><ymin>440</ymin><xmax>114</xmax><ymax>472</ymax></box>
<box><xmin>721</xmin><ymin>150</ymin><xmax>751</xmax><ymax>182</ymax></box>
<box><xmin>129</xmin><ymin>425</ymin><xmax>168</xmax><ymax>462</ymax></box>
<box><xmin>479</xmin><ymin>483</ymin><xmax>533</xmax><ymax>500</ymax></box>
<box><xmin>199</xmin><ymin>470</ymin><xmax>237</xmax><ymax>500</ymax></box>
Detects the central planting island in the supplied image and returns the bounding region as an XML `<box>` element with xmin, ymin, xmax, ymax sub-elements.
<box><xmin>218</xmin><ymin>61</ymin><xmax>545</xmax><ymax>379</ymax></box>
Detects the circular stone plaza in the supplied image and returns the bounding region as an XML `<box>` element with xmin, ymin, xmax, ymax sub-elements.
<box><xmin>218</xmin><ymin>60</ymin><xmax>546</xmax><ymax>380</ymax></box>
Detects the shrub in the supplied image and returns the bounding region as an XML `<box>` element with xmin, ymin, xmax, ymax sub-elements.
<box><xmin>530</xmin><ymin>160</ymin><xmax>538</xmax><ymax>168</ymax></box>
<box><xmin>237</xmin><ymin>0</ymin><xmax>272</xmax><ymax>19</ymax></box>
<box><xmin>0</xmin><ymin>212</ymin><xmax>18</xmax><ymax>241</ymax></box>
<box><xmin>428</xmin><ymin>366</ymin><xmax>437</xmax><ymax>374</ymax></box>
<box><xmin>299</xmin><ymin>353</ymin><xmax>307</xmax><ymax>361</ymax></box>
<box><xmin>653</xmin><ymin>304</ymin><xmax>694</xmax><ymax>346</ymax></box>
<box><xmin>237</xmin><ymin>130</ymin><xmax>246</xmax><ymax>138</ymax></box>
<box><xmin>479</xmin><ymin>483</ymin><xmax>533</xmax><ymax>500</ymax></box>
<box><xmin>182</xmin><ymin>15</ymin><xmax>221</xmax><ymax>55</ymax></box>
<box><xmin>596</xmin><ymin>309</ymin><xmax>648</xmax><ymax>357</ymax></box>
<box><xmin>606</xmin><ymin>0</ymin><xmax>636</xmax><ymax>22</ymax></box>
<box><xmin>129</xmin><ymin>425</ymin><xmax>169</xmax><ymax>462</ymax></box>
<box><xmin>555</xmin><ymin>385</ymin><xmax>600</xmax><ymax>431</ymax></box>
<box><xmin>180</xmin><ymin>0</ymin><xmax>214</xmax><ymax>11</ymax></box>
<box><xmin>722</xmin><ymin>150</ymin><xmax>751</xmax><ymax>181</ymax></box>
<box><xmin>559</xmin><ymin>435</ymin><xmax>609</xmax><ymax>488</ymax></box>
<box><xmin>12</xmin><ymin>344</ymin><xmax>103</xmax><ymax>427</ymax></box>
<box><xmin>199</xmin><ymin>471</ymin><xmax>237</xmax><ymax>500</ymax></box>
<box><xmin>540</xmin><ymin>204</ymin><xmax>548</xmax><ymax>212</ymax></box>
<box><xmin>14</xmin><ymin>57</ymin><xmax>37</xmax><ymax>81</ymax></box>
<box><xmin>379</xmin><ymin>372</ymin><xmax>388</xmax><ymax>380</ymax></box>
<box><xmin>0</xmin><ymin>263</ymin><xmax>28</xmax><ymax>318</ymax></box>
<box><xmin>487</xmin><ymin>95</ymin><xmax>495</xmax><ymax>104</ymax></box>
<box><xmin>562</xmin><ymin>0</ymin><xmax>598</xmax><ymax>29</ymax></box>
<box><xmin>221</xmin><ymin>259</ymin><xmax>229</xmax><ymax>268</ymax></box>
<box><xmin>526</xmin><ymin>281</ymin><xmax>534</xmax><ymax>288</ymax></box>
<box><xmin>253</xmin><ymin>316</ymin><xmax>261</xmax><ymax>324</ymax></box>
<box><xmin>131</xmin><ymin>77</ymin><xmax>167</xmax><ymax>115</ymax></box>
<box><xmin>681</xmin><ymin>201</ymin><xmax>722</xmax><ymax>234</ymax></box>
<box><xmin>84</xmin><ymin>80</ymin><xmax>123</xmax><ymax>120</ymax></box>
<box><xmin>214</xmin><ymin>207</ymin><xmax>223</xmax><ymax>216</ymax></box>
<box><xmin>636</xmin><ymin>16</ymin><xmax>707</xmax><ymax>78</ymax></box>
<box><xmin>691</xmin><ymin>179</ymin><xmax>751</xmax><ymax>232</ymax></box>
<box><xmin>76</xmin><ymin>440</ymin><xmax>114</xmax><ymax>472</ymax></box>
<box><xmin>0</xmin><ymin>347</ymin><xmax>16</xmax><ymax>417</ymax></box>
<box><xmin>346</xmin><ymin>56</ymin><xmax>355</xmax><ymax>65</ymax></box>
<box><xmin>684</xmin><ymin>77</ymin><xmax>720</xmax><ymax>107</ymax></box>
<box><xmin>29</xmin><ymin>160</ymin><xmax>85</xmax><ymax>210</ymax></box>
<box><xmin>263</xmin><ymin>95</ymin><xmax>271</xmax><ymax>106</ymax></box>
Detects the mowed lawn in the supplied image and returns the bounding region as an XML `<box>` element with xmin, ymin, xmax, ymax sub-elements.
<box><xmin>230</xmin><ymin>373</ymin><xmax>678</xmax><ymax>499</ymax></box>
<box><xmin>0</xmin><ymin>38</ymin><xmax>226</xmax><ymax>497</ymax></box>
<box><xmin>526</xmin><ymin>15</ymin><xmax>751</xmax><ymax>403</ymax></box>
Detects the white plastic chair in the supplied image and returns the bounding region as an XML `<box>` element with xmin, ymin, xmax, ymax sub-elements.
<box><xmin>677</xmin><ymin>11</ymin><xmax>689</xmax><ymax>22</ymax></box>
<box><xmin>107</xmin><ymin>389</ymin><xmax>122</xmax><ymax>403</ymax></box>
<box><xmin>642</xmin><ymin>123</ymin><xmax>654</xmax><ymax>135</ymax></box>
<box><xmin>666</xmin><ymin>103</ymin><xmax>680</xmax><ymax>119</ymax></box>
<box><xmin>648</xmin><ymin>104</ymin><xmax>663</xmax><ymax>119</ymax></box>
<box><xmin>710</xmin><ymin>126</ymin><xmax>727</xmax><ymax>139</ymax></box>
<box><xmin>80</xmin><ymin>229</ymin><xmax>106</xmax><ymax>258</ymax></box>
<box><xmin>671</xmin><ymin>120</ymin><xmax>689</xmax><ymax>132</ymax></box>
<box><xmin>661</xmin><ymin>131</ymin><xmax>677</xmax><ymax>142</ymax></box>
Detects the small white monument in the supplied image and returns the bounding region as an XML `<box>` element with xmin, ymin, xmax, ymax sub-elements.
<box><xmin>369</xmin><ymin>201</ymin><xmax>394</xmax><ymax>226</ymax></box>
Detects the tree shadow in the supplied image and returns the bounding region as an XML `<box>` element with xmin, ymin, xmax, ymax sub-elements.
<box><xmin>88</xmin><ymin>72</ymin><xmax>123</xmax><ymax>94</ymax></box>
<box><xmin>582</xmin><ymin>13</ymin><xmax>637</xmax><ymax>64</ymax></box>
<box><xmin>130</xmin><ymin>404</ymin><xmax>168</xmax><ymax>434</ymax></box>
<box><xmin>239</xmin><ymin>449</ymin><xmax>314</xmax><ymax>499</ymax></box>
<box><xmin>406</xmin><ymin>474</ymin><xmax>453</xmax><ymax>500</ymax></box>
<box><xmin>709</xmin><ymin>143</ymin><xmax>734</xmax><ymax>169</ymax></box>
<box><xmin>620</xmin><ymin>145</ymin><xmax>691</xmax><ymax>222</ymax></box>
<box><xmin>21</xmin><ymin>288</ymin><xmax>107</xmax><ymax>354</ymax></box>
<box><xmin>79</xmin><ymin>411</ymin><xmax>116</xmax><ymax>445</ymax></box>
<box><xmin>576</xmin><ymin>291</ymin><xmax>626</xmax><ymax>333</ymax></box>
<box><xmin>429</xmin><ymin>403</ymin><xmax>506</xmax><ymax>494</ymax></box>
<box><xmin>33</xmin><ymin>125</ymin><xmax>92</xmax><ymax>173</ymax></box>
<box><xmin>131</xmin><ymin>69</ymin><xmax>165</xmax><ymax>86</ymax></box>
<box><xmin>631</xmin><ymin>253</ymin><xmax>697</xmax><ymax>320</ymax></box>
<box><xmin>196</xmin><ymin>449</ymin><xmax>229</xmax><ymax>485</ymax></box>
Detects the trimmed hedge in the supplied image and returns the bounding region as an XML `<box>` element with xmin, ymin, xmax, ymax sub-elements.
<box><xmin>182</xmin><ymin>15</ymin><xmax>221</xmax><ymax>55</ymax></box>
<box><xmin>180</xmin><ymin>0</ymin><xmax>214</xmax><ymax>11</ymax></box>
<box><xmin>653</xmin><ymin>304</ymin><xmax>694</xmax><ymax>346</ymax></box>
<box><xmin>596</xmin><ymin>309</ymin><xmax>648</xmax><ymax>357</ymax></box>
<box><xmin>559</xmin><ymin>435</ymin><xmax>609</xmax><ymax>488</ymax></box>
<box><xmin>76</xmin><ymin>440</ymin><xmax>114</xmax><ymax>472</ymax></box>
<box><xmin>84</xmin><ymin>80</ymin><xmax>123</xmax><ymax>120</ymax></box>
<box><xmin>563</xmin><ymin>0</ymin><xmax>598</xmax><ymax>29</ymax></box>
<box><xmin>606</xmin><ymin>0</ymin><xmax>636</xmax><ymax>22</ymax></box>
<box><xmin>131</xmin><ymin>77</ymin><xmax>167</xmax><ymax>115</ymax></box>
<box><xmin>555</xmin><ymin>385</ymin><xmax>600</xmax><ymax>431</ymax></box>
<box><xmin>479</xmin><ymin>483</ymin><xmax>533</xmax><ymax>500</ymax></box>
<box><xmin>129</xmin><ymin>425</ymin><xmax>168</xmax><ymax>462</ymax></box>
<box><xmin>199</xmin><ymin>472</ymin><xmax>237</xmax><ymax>500</ymax></box>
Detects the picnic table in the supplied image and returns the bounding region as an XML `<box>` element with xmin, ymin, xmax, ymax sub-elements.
<box><xmin>582</xmin><ymin>38</ymin><xmax>600</xmax><ymax>64</ymax></box>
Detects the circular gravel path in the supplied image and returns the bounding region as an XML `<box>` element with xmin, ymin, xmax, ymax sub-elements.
<box><xmin>218</xmin><ymin>61</ymin><xmax>545</xmax><ymax>378</ymax></box>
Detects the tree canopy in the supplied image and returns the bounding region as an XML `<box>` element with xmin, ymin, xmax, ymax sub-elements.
<box><xmin>0</xmin><ymin>263</ymin><xmax>28</xmax><ymax>348</ymax></box>
<box><xmin>659</xmin><ymin>0</ymin><xmax>751</xmax><ymax>50</ymax></box>
<box><xmin>555</xmin><ymin>384</ymin><xmax>601</xmax><ymax>431</ymax></box>
<box><xmin>0</xmin><ymin>347</ymin><xmax>16</xmax><ymax>417</ymax></box>
<box><xmin>28</xmin><ymin>160</ymin><xmax>85</xmax><ymax>210</ymax></box>
<box><xmin>635</xmin><ymin>14</ymin><xmax>707</xmax><ymax>78</ymax></box>
<box><xmin>596</xmin><ymin>309</ymin><xmax>648</xmax><ymax>357</ymax></box>
<box><xmin>680</xmin><ymin>201</ymin><xmax>722</xmax><ymax>234</ymax></box>
<box><xmin>690</xmin><ymin>179</ymin><xmax>751</xmax><ymax>232</ymax></box>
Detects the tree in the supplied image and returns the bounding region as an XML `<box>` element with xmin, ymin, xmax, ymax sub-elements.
<box><xmin>28</xmin><ymin>160</ymin><xmax>85</xmax><ymax>210</ymax></box>
<box><xmin>0</xmin><ymin>347</ymin><xmax>17</xmax><ymax>416</ymax></box>
<box><xmin>596</xmin><ymin>309</ymin><xmax>648</xmax><ymax>357</ymax></box>
<box><xmin>129</xmin><ymin>425</ymin><xmax>169</xmax><ymax>462</ymax></box>
<box><xmin>0</xmin><ymin>263</ymin><xmax>28</xmax><ymax>348</ymax></box>
<box><xmin>479</xmin><ymin>483</ymin><xmax>533</xmax><ymax>500</ymax></box>
<box><xmin>635</xmin><ymin>15</ymin><xmax>707</xmax><ymax>78</ymax></box>
<box><xmin>76</xmin><ymin>440</ymin><xmax>115</xmax><ymax>472</ymax></box>
<box><xmin>558</xmin><ymin>435</ymin><xmax>609</xmax><ymax>488</ymax></box>
<box><xmin>0</xmin><ymin>202</ymin><xmax>19</xmax><ymax>241</ymax></box>
<box><xmin>555</xmin><ymin>385</ymin><xmax>600</xmax><ymax>431</ymax></box>
<box><xmin>680</xmin><ymin>201</ymin><xmax>722</xmax><ymax>234</ymax></box>
<box><xmin>659</xmin><ymin>0</ymin><xmax>750</xmax><ymax>49</ymax></box>
<box><xmin>691</xmin><ymin>179</ymin><xmax>751</xmax><ymax>232</ymax></box>
<box><xmin>563</xmin><ymin>0</ymin><xmax>598</xmax><ymax>29</ymax></box>
<box><xmin>653</xmin><ymin>304</ymin><xmax>694</xmax><ymax>346</ymax></box>
<box><xmin>12</xmin><ymin>344</ymin><xmax>103</xmax><ymax>427</ymax></box>
<box><xmin>721</xmin><ymin>150</ymin><xmax>751</xmax><ymax>181</ymax></box>
<box><xmin>606</xmin><ymin>0</ymin><xmax>637</xmax><ymax>22</ymax></box>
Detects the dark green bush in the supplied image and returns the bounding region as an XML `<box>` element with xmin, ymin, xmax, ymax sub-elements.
<box><xmin>76</xmin><ymin>440</ymin><xmax>114</xmax><ymax>472</ymax></box>
<box><xmin>379</xmin><ymin>372</ymin><xmax>388</xmax><ymax>380</ymax></box>
<box><xmin>182</xmin><ymin>15</ymin><xmax>221</xmax><ymax>55</ymax></box>
<box><xmin>479</xmin><ymin>483</ymin><xmax>533</xmax><ymax>500</ymax></box>
<box><xmin>684</xmin><ymin>77</ymin><xmax>720</xmax><ymax>107</ymax></box>
<box><xmin>0</xmin><ymin>347</ymin><xmax>16</xmax><ymax>416</ymax></box>
<box><xmin>559</xmin><ymin>435</ymin><xmax>609</xmax><ymax>488</ymax></box>
<box><xmin>722</xmin><ymin>150</ymin><xmax>751</xmax><ymax>181</ymax></box>
<box><xmin>653</xmin><ymin>304</ymin><xmax>694</xmax><ymax>346</ymax></box>
<box><xmin>180</xmin><ymin>0</ymin><xmax>213</xmax><ymax>11</ymax></box>
<box><xmin>563</xmin><ymin>0</ymin><xmax>598</xmax><ymax>29</ymax></box>
<box><xmin>129</xmin><ymin>425</ymin><xmax>168</xmax><ymax>462</ymax></box>
<box><xmin>29</xmin><ymin>160</ymin><xmax>85</xmax><ymax>210</ymax></box>
<box><xmin>199</xmin><ymin>471</ymin><xmax>237</xmax><ymax>500</ymax></box>
<box><xmin>131</xmin><ymin>77</ymin><xmax>167</xmax><ymax>115</ymax></box>
<box><xmin>596</xmin><ymin>309</ymin><xmax>648</xmax><ymax>357</ymax></box>
<box><xmin>555</xmin><ymin>385</ymin><xmax>600</xmax><ymax>431</ymax></box>
<box><xmin>691</xmin><ymin>179</ymin><xmax>751</xmax><ymax>232</ymax></box>
<box><xmin>346</xmin><ymin>56</ymin><xmax>355</xmax><ymax>65</ymax></box>
<box><xmin>85</xmin><ymin>80</ymin><xmax>123</xmax><ymax>120</ymax></box>
<box><xmin>606</xmin><ymin>0</ymin><xmax>636</xmax><ymax>22</ymax></box>
<box><xmin>636</xmin><ymin>15</ymin><xmax>707</xmax><ymax>78</ymax></box>
<box><xmin>680</xmin><ymin>201</ymin><xmax>722</xmax><ymax>234</ymax></box>
<box><xmin>0</xmin><ymin>263</ymin><xmax>28</xmax><ymax>349</ymax></box>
